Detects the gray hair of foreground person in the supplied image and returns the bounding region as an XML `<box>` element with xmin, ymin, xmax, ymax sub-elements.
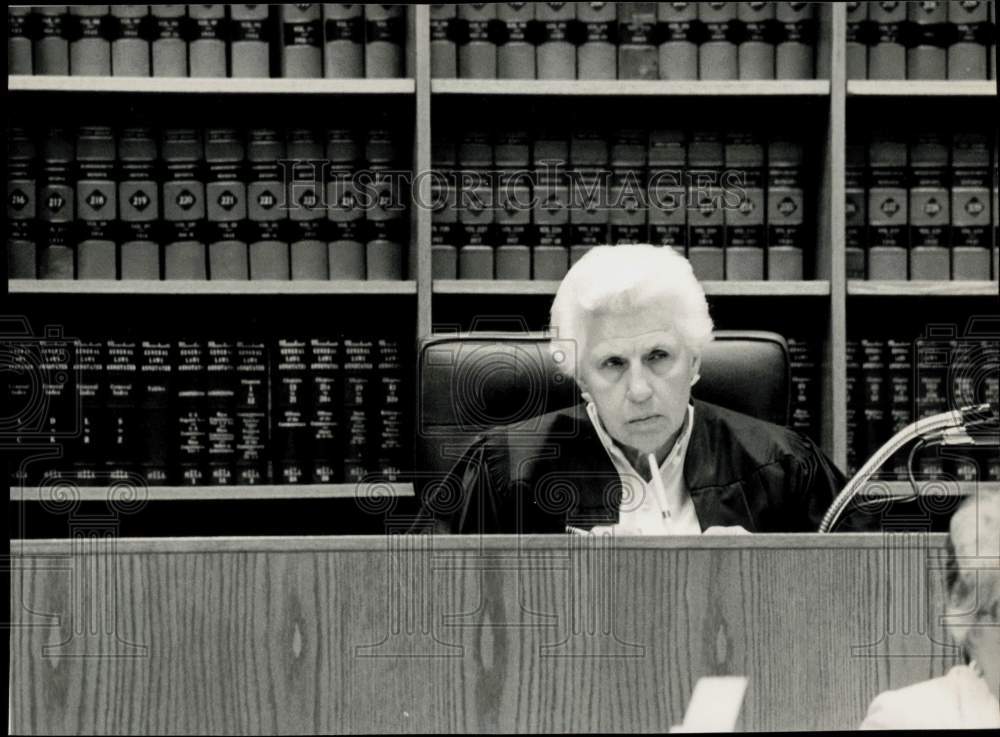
<box><xmin>548</xmin><ymin>244</ymin><xmax>715</xmax><ymax>379</ymax></box>
<box><xmin>945</xmin><ymin>491</ymin><xmax>1000</xmax><ymax>655</ymax></box>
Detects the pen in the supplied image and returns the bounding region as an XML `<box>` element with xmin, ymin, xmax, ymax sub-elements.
<box><xmin>648</xmin><ymin>453</ymin><xmax>671</xmax><ymax>520</ymax></box>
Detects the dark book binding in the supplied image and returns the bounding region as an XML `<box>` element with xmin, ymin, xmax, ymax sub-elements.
<box><xmin>908</xmin><ymin>131</ymin><xmax>951</xmax><ymax>279</ymax></box>
<box><xmin>775</xmin><ymin>1</ymin><xmax>815</xmax><ymax>80</ymax></box>
<box><xmin>230</xmin><ymin>4</ymin><xmax>272</xmax><ymax>78</ymax></box>
<box><xmin>246</xmin><ymin>128</ymin><xmax>289</xmax><ymax>280</ymax></box>
<box><xmin>458</xmin><ymin>3</ymin><xmax>497</xmax><ymax>80</ymax></box>
<box><xmin>608</xmin><ymin>128</ymin><xmax>648</xmax><ymax>245</ymax></box>
<box><xmin>74</xmin><ymin>126</ymin><xmax>118</xmax><ymax>279</ymax></box>
<box><xmin>73</xmin><ymin>339</ymin><xmax>105</xmax><ymax>485</ymax></box>
<box><xmin>868</xmin><ymin>0</ymin><xmax>906</xmax><ymax>80</ymax></box>
<box><xmin>138</xmin><ymin>339</ymin><xmax>173</xmax><ymax>485</ymax></box>
<box><xmin>766</xmin><ymin>136</ymin><xmax>807</xmax><ymax>280</ymax></box>
<box><xmin>205</xmin><ymin>128</ymin><xmax>249</xmax><ymax>280</ymax></box>
<box><xmin>342</xmin><ymin>336</ymin><xmax>375</xmax><ymax>483</ymax></box>
<box><xmin>737</xmin><ymin>1</ymin><xmax>775</xmax><ymax>81</ymax></box>
<box><xmin>8</xmin><ymin>6</ymin><xmax>33</xmax><ymax>74</ymax></box>
<box><xmin>175</xmin><ymin>339</ymin><xmax>208</xmax><ymax>485</ymax></box>
<box><xmin>724</xmin><ymin>130</ymin><xmax>766</xmax><ymax>280</ymax></box>
<box><xmin>281</xmin><ymin>3</ymin><xmax>323</xmax><ymax>78</ymax></box>
<box><xmin>373</xmin><ymin>336</ymin><xmax>405</xmax><ymax>480</ymax></box>
<box><xmin>657</xmin><ymin>1</ymin><xmax>698</xmax><ymax>80</ymax></box>
<box><xmin>860</xmin><ymin>338</ymin><xmax>889</xmax><ymax>463</ymax></box>
<box><xmin>68</xmin><ymin>5</ymin><xmax>111</xmax><ymax>75</ymax></box>
<box><xmin>188</xmin><ymin>4</ymin><xmax>227</xmax><ymax>77</ymax></box>
<box><xmin>7</xmin><ymin>128</ymin><xmax>37</xmax><ymax>278</ymax></box>
<box><xmin>150</xmin><ymin>5</ymin><xmax>187</xmax><ymax>77</ymax></box>
<box><xmin>37</xmin><ymin>128</ymin><xmax>76</xmax><ymax>279</ymax></box>
<box><xmin>234</xmin><ymin>340</ymin><xmax>270</xmax><ymax>484</ymax></box>
<box><xmin>205</xmin><ymin>339</ymin><xmax>238</xmax><ymax>485</ymax></box>
<box><xmin>111</xmin><ymin>5</ymin><xmax>151</xmax><ymax>77</ymax></box>
<box><xmin>867</xmin><ymin>133</ymin><xmax>909</xmax><ymax>279</ymax></box>
<box><xmin>845</xmin><ymin>138</ymin><xmax>868</xmax><ymax>279</ymax></box>
<box><xmin>648</xmin><ymin>129</ymin><xmax>687</xmax><ymax>250</ymax></box>
<box><xmin>364</xmin><ymin>4</ymin><xmax>405</xmax><ymax>78</ymax></box>
<box><xmin>578</xmin><ymin>1</ymin><xmax>617</xmax><ymax>80</ymax></box>
<box><xmin>687</xmin><ymin>129</ymin><xmax>725</xmax><ymax>280</ymax></box>
<box><xmin>161</xmin><ymin>128</ymin><xmax>207</xmax><ymax>279</ymax></box>
<box><xmin>118</xmin><ymin>127</ymin><xmax>162</xmax><ymax>279</ymax></box>
<box><xmin>618</xmin><ymin>2</ymin><xmax>659</xmax><ymax>79</ymax></box>
<box><xmin>286</xmin><ymin>128</ymin><xmax>328</xmax><ymax>279</ymax></box>
<box><xmin>886</xmin><ymin>338</ymin><xmax>913</xmax><ymax>478</ymax></box>
<box><xmin>698</xmin><ymin>2</ymin><xmax>738</xmax><ymax>80</ymax></box>
<box><xmin>323</xmin><ymin>3</ymin><xmax>364</xmax><ymax>78</ymax></box>
<box><xmin>273</xmin><ymin>338</ymin><xmax>310</xmax><ymax>484</ymax></box>
<box><xmin>308</xmin><ymin>337</ymin><xmax>341</xmax><ymax>483</ymax></box>
<box><xmin>429</xmin><ymin>3</ymin><xmax>457</xmax><ymax>78</ymax></box>
<box><xmin>787</xmin><ymin>336</ymin><xmax>820</xmax><ymax>444</ymax></box>
<box><xmin>536</xmin><ymin>2</ymin><xmax>576</xmax><ymax>80</ymax></box>
<box><xmin>105</xmin><ymin>338</ymin><xmax>139</xmax><ymax>481</ymax></box>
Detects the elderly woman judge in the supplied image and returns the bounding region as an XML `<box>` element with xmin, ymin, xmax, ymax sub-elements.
<box><xmin>421</xmin><ymin>244</ymin><xmax>849</xmax><ymax>535</ymax></box>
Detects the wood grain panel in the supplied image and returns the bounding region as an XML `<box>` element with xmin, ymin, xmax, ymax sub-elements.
<box><xmin>11</xmin><ymin>536</ymin><xmax>958</xmax><ymax>734</ymax></box>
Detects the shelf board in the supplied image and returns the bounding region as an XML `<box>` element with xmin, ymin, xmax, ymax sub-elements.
<box><xmin>7</xmin><ymin>75</ymin><xmax>415</xmax><ymax>95</ymax></box>
<box><xmin>859</xmin><ymin>480</ymin><xmax>999</xmax><ymax>498</ymax></box>
<box><xmin>11</xmin><ymin>482</ymin><xmax>415</xmax><ymax>502</ymax></box>
<box><xmin>8</xmin><ymin>279</ymin><xmax>418</xmax><ymax>295</ymax></box>
<box><xmin>848</xmin><ymin>280</ymin><xmax>998</xmax><ymax>297</ymax></box>
<box><xmin>432</xmin><ymin>79</ymin><xmax>830</xmax><ymax>96</ymax></box>
<box><xmin>847</xmin><ymin>80</ymin><xmax>997</xmax><ymax>97</ymax></box>
<box><xmin>434</xmin><ymin>280</ymin><xmax>830</xmax><ymax>297</ymax></box>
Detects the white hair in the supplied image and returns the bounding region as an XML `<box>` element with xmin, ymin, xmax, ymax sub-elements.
<box><xmin>945</xmin><ymin>492</ymin><xmax>1000</xmax><ymax>650</ymax></box>
<box><xmin>548</xmin><ymin>244</ymin><xmax>714</xmax><ymax>380</ymax></box>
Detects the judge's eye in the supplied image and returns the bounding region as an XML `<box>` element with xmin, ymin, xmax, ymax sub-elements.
<box><xmin>601</xmin><ymin>357</ymin><xmax>625</xmax><ymax>369</ymax></box>
<box><xmin>647</xmin><ymin>350</ymin><xmax>669</xmax><ymax>362</ymax></box>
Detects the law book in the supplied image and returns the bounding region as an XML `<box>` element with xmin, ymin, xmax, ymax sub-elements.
<box><xmin>285</xmin><ymin>128</ymin><xmax>328</xmax><ymax>279</ymax></box>
<box><xmin>845</xmin><ymin>1</ymin><xmax>867</xmax><ymax>79</ymax></box>
<box><xmin>110</xmin><ymin>5</ymin><xmax>151</xmax><ymax>77</ymax></box>
<box><xmin>373</xmin><ymin>336</ymin><xmax>405</xmax><ymax>480</ymax></box>
<box><xmin>188</xmin><ymin>4</ymin><xmax>227</xmax><ymax>77</ymax></box>
<box><xmin>618</xmin><ymin>2</ymin><xmax>658</xmax><ymax>79</ymax></box>
<box><xmin>458</xmin><ymin>3</ymin><xmax>497</xmax><ymax>79</ymax></box>
<box><xmin>994</xmin><ymin>132</ymin><xmax>999</xmax><ymax>278</ymax></box>
<box><xmin>497</xmin><ymin>2</ymin><xmax>535</xmax><ymax>79</ymax></box>
<box><xmin>230</xmin><ymin>4</ymin><xmax>271</xmax><ymax>77</ymax></box>
<box><xmin>118</xmin><ymin>127</ymin><xmax>162</xmax><ymax>279</ymax></box>
<box><xmin>37</xmin><ymin>128</ymin><xmax>76</xmax><ymax>279</ymax></box>
<box><xmin>537</xmin><ymin>2</ymin><xmax>576</xmax><ymax>79</ymax></box>
<box><xmin>175</xmin><ymin>339</ymin><xmax>208</xmax><ymax>485</ymax></box>
<box><xmin>657</xmin><ymin>1</ymin><xmax>698</xmax><ymax>80</ymax></box>
<box><xmin>365</xmin><ymin>3</ymin><xmax>404</xmax><ymax>78</ymax></box>
<box><xmin>245</xmin><ymin>129</ymin><xmax>289</xmax><ymax>279</ymax></box>
<box><xmin>569</xmin><ymin>128</ymin><xmax>610</xmax><ymax>269</ymax></box>
<box><xmin>724</xmin><ymin>130</ymin><xmax>765</xmax><ymax>280</ymax></box>
<box><xmin>648</xmin><ymin>128</ymin><xmax>687</xmax><ymax>255</ymax></box>
<box><xmin>775</xmin><ymin>1</ymin><xmax>814</xmax><ymax>79</ymax></box>
<box><xmin>342</xmin><ymin>336</ymin><xmax>374</xmax><ymax>483</ymax></box>
<box><xmin>868</xmin><ymin>0</ymin><xmax>906</xmax><ymax>79</ymax></box>
<box><xmin>205</xmin><ymin>339</ymin><xmax>237</xmax><ymax>485</ymax></box>
<box><xmin>608</xmin><ymin>128</ymin><xmax>648</xmax><ymax>246</ymax></box>
<box><xmin>308</xmin><ymin>337</ymin><xmax>341</xmax><ymax>483</ymax></box>
<box><xmin>914</xmin><ymin>332</ymin><xmax>954</xmax><ymax>478</ymax></box>
<box><xmin>429</xmin><ymin>4</ymin><xmax>457</xmax><ymax>78</ymax></box>
<box><xmin>844</xmin><ymin>338</ymin><xmax>862</xmax><ymax>476</ymax></box>
<box><xmin>281</xmin><ymin>3</ymin><xmax>322</xmax><ymax>77</ymax></box>
<box><xmin>9</xmin><ymin>6</ymin><xmax>34</xmax><ymax>74</ymax></box>
<box><xmin>364</xmin><ymin>125</ymin><xmax>405</xmax><ymax>280</ymax></box>
<box><xmin>34</xmin><ymin>6</ymin><xmax>69</xmax><ymax>75</ymax></box>
<box><xmin>885</xmin><ymin>338</ymin><xmax>913</xmax><ymax>478</ymax></box>
<box><xmin>457</xmin><ymin>129</ymin><xmax>495</xmax><ymax>278</ymax></box>
<box><xmin>786</xmin><ymin>336</ymin><xmax>820</xmax><ymax>444</ymax></box>
<box><xmin>860</xmin><ymin>338</ymin><xmax>888</xmax><ymax>464</ymax></box>
<box><xmin>431</xmin><ymin>132</ymin><xmax>459</xmax><ymax>278</ymax></box>
<box><xmin>991</xmin><ymin>0</ymin><xmax>997</xmax><ymax>82</ymax></box>
<box><xmin>908</xmin><ymin>131</ymin><xmax>951</xmax><ymax>279</ymax></box>
<box><xmin>906</xmin><ymin>0</ymin><xmax>947</xmax><ymax>80</ymax></box>
<box><xmin>326</xmin><ymin>128</ymin><xmax>365</xmax><ymax>279</ymax></box>
<box><xmin>494</xmin><ymin>128</ymin><xmax>532</xmax><ymax>279</ymax></box>
<box><xmin>698</xmin><ymin>2</ymin><xmax>738</xmax><ymax>80</ymax></box>
<box><xmin>738</xmin><ymin>1</ymin><xmax>775</xmax><ymax>80</ymax></box>
<box><xmin>37</xmin><ymin>338</ymin><xmax>76</xmax><ymax>482</ymax></box>
<box><xmin>687</xmin><ymin>129</ymin><xmax>725</xmax><ymax>280</ymax></box>
<box><xmin>7</xmin><ymin>128</ymin><xmax>37</xmax><ymax>278</ymax></box>
<box><xmin>845</xmin><ymin>137</ymin><xmax>867</xmax><ymax>279</ymax></box>
<box><xmin>205</xmin><ymin>128</ymin><xmax>249</xmax><ymax>279</ymax></box>
<box><xmin>322</xmin><ymin>3</ymin><xmax>364</xmax><ymax>77</ymax></box>
<box><xmin>273</xmin><ymin>338</ymin><xmax>310</xmax><ymax>483</ymax></box>
<box><xmin>68</xmin><ymin>5</ymin><xmax>111</xmax><ymax>75</ymax></box>
<box><xmin>150</xmin><ymin>4</ymin><xmax>187</xmax><ymax>76</ymax></box>
<box><xmin>867</xmin><ymin>132</ymin><xmax>909</xmax><ymax>279</ymax></box>
<box><xmin>74</xmin><ymin>125</ymin><xmax>118</xmax><ymax>279</ymax></box>
<box><xmin>73</xmin><ymin>339</ymin><xmax>105</xmax><ymax>485</ymax></box>
<box><xmin>577</xmin><ymin>1</ymin><xmax>616</xmax><ymax>79</ymax></box>
<box><xmin>533</xmin><ymin>129</ymin><xmax>570</xmax><ymax>274</ymax></box>
<box><xmin>948</xmin><ymin>0</ymin><xmax>989</xmax><ymax>79</ymax></box>
<box><xmin>951</xmin><ymin>131</ymin><xmax>992</xmax><ymax>279</ymax></box>
<box><xmin>104</xmin><ymin>337</ymin><xmax>139</xmax><ymax>481</ymax></box>
<box><xmin>234</xmin><ymin>340</ymin><xmax>269</xmax><ymax>484</ymax></box>
<box><xmin>766</xmin><ymin>135</ymin><xmax>806</xmax><ymax>280</ymax></box>
<box><xmin>161</xmin><ymin>128</ymin><xmax>207</xmax><ymax>279</ymax></box>
<box><xmin>137</xmin><ymin>339</ymin><xmax>173</xmax><ymax>485</ymax></box>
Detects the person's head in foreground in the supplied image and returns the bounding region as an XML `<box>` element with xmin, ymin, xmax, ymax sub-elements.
<box><xmin>861</xmin><ymin>491</ymin><xmax>1000</xmax><ymax>729</ymax></box>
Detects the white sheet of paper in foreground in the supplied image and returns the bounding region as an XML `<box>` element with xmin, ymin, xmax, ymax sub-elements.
<box><xmin>672</xmin><ymin>676</ymin><xmax>749</xmax><ymax>733</ymax></box>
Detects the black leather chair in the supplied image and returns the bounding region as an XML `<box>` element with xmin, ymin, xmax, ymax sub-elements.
<box><xmin>417</xmin><ymin>330</ymin><xmax>790</xmax><ymax>478</ymax></box>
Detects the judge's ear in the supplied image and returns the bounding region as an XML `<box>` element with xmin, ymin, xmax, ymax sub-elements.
<box><xmin>689</xmin><ymin>353</ymin><xmax>702</xmax><ymax>387</ymax></box>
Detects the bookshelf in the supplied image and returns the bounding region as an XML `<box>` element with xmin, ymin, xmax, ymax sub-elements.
<box><xmin>8</xmin><ymin>279</ymin><xmax>418</xmax><ymax>295</ymax></box>
<box><xmin>10</xmin><ymin>483</ymin><xmax>415</xmax><ymax>502</ymax></box>
<box><xmin>847</xmin><ymin>281</ymin><xmax>999</xmax><ymax>297</ymax></box>
<box><xmin>7</xmin><ymin>75</ymin><xmax>416</xmax><ymax>95</ymax></box>
<box><xmin>846</xmin><ymin>80</ymin><xmax>997</xmax><ymax>97</ymax></box>
<box><xmin>431</xmin><ymin>79</ymin><xmax>831</xmax><ymax>96</ymax></box>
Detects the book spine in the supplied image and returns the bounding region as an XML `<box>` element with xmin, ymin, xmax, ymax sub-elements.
<box><xmin>111</xmin><ymin>5</ymin><xmax>151</xmax><ymax>77</ymax></box>
<box><xmin>886</xmin><ymin>338</ymin><xmax>913</xmax><ymax>478</ymax></box>
<box><xmin>7</xmin><ymin>128</ymin><xmax>38</xmax><ymax>278</ymax></box>
<box><xmin>150</xmin><ymin>4</ymin><xmax>187</xmax><ymax>77</ymax></box>
<box><xmin>766</xmin><ymin>136</ymin><xmax>806</xmax><ymax>280</ymax></box>
<box><xmin>34</xmin><ymin>5</ymin><xmax>70</xmax><ymax>75</ymax></box>
<box><xmin>687</xmin><ymin>130</ymin><xmax>725</xmax><ymax>280</ymax></box>
<box><xmin>845</xmin><ymin>1</ymin><xmax>868</xmax><ymax>79</ymax></box>
<box><xmin>458</xmin><ymin>2</ymin><xmax>497</xmax><ymax>78</ymax></box>
<box><xmin>326</xmin><ymin>128</ymin><xmax>365</xmax><ymax>279</ymax></box>
<box><xmin>860</xmin><ymin>338</ymin><xmax>888</xmax><ymax>465</ymax></box>
<box><xmin>533</xmin><ymin>131</ymin><xmax>570</xmax><ymax>273</ymax></box>
<box><xmin>457</xmin><ymin>129</ymin><xmax>496</xmax><ymax>278</ymax></box>
<box><xmin>497</xmin><ymin>2</ymin><xmax>535</xmax><ymax>80</ymax></box>
<box><xmin>774</xmin><ymin>1</ymin><xmax>815</xmax><ymax>79</ymax></box>
<box><xmin>273</xmin><ymin>338</ymin><xmax>310</xmax><ymax>483</ymax></box>
<box><xmin>537</xmin><ymin>1</ymin><xmax>576</xmax><ymax>80</ymax></box>
<box><xmin>845</xmin><ymin>338</ymin><xmax>862</xmax><ymax>476</ymax></box>
<box><xmin>105</xmin><ymin>337</ymin><xmax>139</xmax><ymax>481</ymax></box>
<box><xmin>493</xmin><ymin>129</ymin><xmax>532</xmax><ymax>279</ymax></box>
<box><xmin>429</xmin><ymin>3</ymin><xmax>457</xmax><ymax>78</ymax></box>
<box><xmin>308</xmin><ymin>336</ymin><xmax>341</xmax><ymax>483</ymax></box>
<box><xmin>161</xmin><ymin>128</ymin><xmax>207</xmax><ymax>279</ymax></box>
<box><xmin>569</xmin><ymin>134</ymin><xmax>610</xmax><ymax>264</ymax></box>
<box><xmin>948</xmin><ymin>0</ymin><xmax>989</xmax><ymax>79</ymax></box>
<box><xmin>74</xmin><ymin>125</ymin><xmax>118</xmax><ymax>279</ymax></box>
<box><xmin>286</xmin><ymin>128</ymin><xmax>328</xmax><ymax>279</ymax></box>
<box><xmin>322</xmin><ymin>3</ymin><xmax>364</xmax><ymax>77</ymax></box>
<box><xmin>738</xmin><ymin>1</ymin><xmax>775</xmax><ymax>80</ymax></box>
<box><xmin>618</xmin><ymin>2</ymin><xmax>659</xmax><ymax>79</ymax></box>
<box><xmin>608</xmin><ymin>128</ymin><xmax>648</xmax><ymax>245</ymax></box>
<box><xmin>950</xmin><ymin>132</ymin><xmax>992</xmax><ymax>279</ymax></box>
<box><xmin>37</xmin><ymin>128</ymin><xmax>76</xmax><ymax>279</ymax></box>
<box><xmin>914</xmin><ymin>333</ymin><xmax>954</xmax><ymax>478</ymax></box>
<box><xmin>906</xmin><ymin>0</ymin><xmax>948</xmax><ymax>80</ymax></box>
<box><xmin>866</xmin><ymin>133</ymin><xmax>909</xmax><ymax>279</ymax></box>
<box><xmin>845</xmin><ymin>139</ymin><xmax>868</xmax><ymax>279</ymax></box>
<box><xmin>175</xmin><ymin>339</ymin><xmax>207</xmax><ymax>485</ymax></box>
<box><xmin>648</xmin><ymin>129</ymin><xmax>687</xmax><ymax>252</ymax></box>
<box><xmin>205</xmin><ymin>127</ymin><xmax>249</xmax><ymax>279</ymax></box>
<box><xmin>908</xmin><ymin>131</ymin><xmax>951</xmax><ymax>279</ymax></box>
<box><xmin>188</xmin><ymin>4</ymin><xmax>227</xmax><ymax>77</ymax></box>
<box><xmin>137</xmin><ymin>339</ymin><xmax>173</xmax><ymax>485</ymax></box>
<box><xmin>8</xmin><ymin>6</ymin><xmax>34</xmax><ymax>74</ymax></box>
<box><xmin>374</xmin><ymin>335</ymin><xmax>405</xmax><ymax>480</ymax></box>
<box><xmin>365</xmin><ymin>3</ymin><xmax>404</xmax><ymax>78</ymax></box>
<box><xmin>68</xmin><ymin>4</ymin><xmax>111</xmax><ymax>75</ymax></box>
<box><xmin>281</xmin><ymin>3</ymin><xmax>322</xmax><ymax>77</ymax></box>
<box><xmin>786</xmin><ymin>336</ymin><xmax>820</xmax><ymax>444</ymax></box>
<box><xmin>980</xmin><ymin>338</ymin><xmax>1000</xmax><ymax>480</ymax></box>
<box><xmin>118</xmin><ymin>127</ymin><xmax>162</xmax><ymax>279</ymax></box>
<box><xmin>994</xmin><ymin>128</ymin><xmax>999</xmax><ymax>279</ymax></box>
<box><xmin>657</xmin><ymin>1</ymin><xmax>698</xmax><ymax>80</ymax></box>
<box><xmin>430</xmin><ymin>133</ymin><xmax>459</xmax><ymax>277</ymax></box>
<box><xmin>342</xmin><ymin>336</ymin><xmax>374</xmax><ymax>483</ymax></box>
<box><xmin>234</xmin><ymin>340</ymin><xmax>270</xmax><ymax>484</ymax></box>
<box><xmin>73</xmin><ymin>339</ymin><xmax>105</xmax><ymax>485</ymax></box>
<box><xmin>948</xmin><ymin>340</ymin><xmax>979</xmax><ymax>481</ymax></box>
<box><xmin>246</xmin><ymin>128</ymin><xmax>289</xmax><ymax>279</ymax></box>
<box><xmin>364</xmin><ymin>126</ymin><xmax>405</xmax><ymax>279</ymax></box>
<box><xmin>698</xmin><ymin>1</ymin><xmax>738</xmax><ymax>80</ymax></box>
<box><xmin>38</xmin><ymin>338</ymin><xmax>76</xmax><ymax>482</ymax></box>
<box><xmin>205</xmin><ymin>339</ymin><xmax>237</xmax><ymax>485</ymax></box>
<box><xmin>577</xmin><ymin>1</ymin><xmax>617</xmax><ymax>80</ymax></box>
<box><xmin>724</xmin><ymin>130</ymin><xmax>766</xmax><ymax>280</ymax></box>
<box><xmin>868</xmin><ymin>0</ymin><xmax>906</xmax><ymax>79</ymax></box>
<box><xmin>230</xmin><ymin>4</ymin><xmax>271</xmax><ymax>78</ymax></box>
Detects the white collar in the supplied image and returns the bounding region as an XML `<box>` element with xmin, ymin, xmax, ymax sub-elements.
<box><xmin>586</xmin><ymin>402</ymin><xmax>695</xmax><ymax>479</ymax></box>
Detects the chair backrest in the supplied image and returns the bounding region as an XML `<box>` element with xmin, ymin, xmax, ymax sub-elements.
<box><xmin>417</xmin><ymin>330</ymin><xmax>790</xmax><ymax>477</ymax></box>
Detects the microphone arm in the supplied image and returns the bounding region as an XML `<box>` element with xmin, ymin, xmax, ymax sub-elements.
<box><xmin>818</xmin><ymin>403</ymin><xmax>997</xmax><ymax>534</ymax></box>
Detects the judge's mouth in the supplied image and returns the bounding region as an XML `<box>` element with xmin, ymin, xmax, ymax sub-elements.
<box><xmin>627</xmin><ymin>415</ymin><xmax>663</xmax><ymax>426</ymax></box>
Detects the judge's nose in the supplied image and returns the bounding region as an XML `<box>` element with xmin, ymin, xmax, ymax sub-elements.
<box><xmin>625</xmin><ymin>365</ymin><xmax>653</xmax><ymax>403</ymax></box>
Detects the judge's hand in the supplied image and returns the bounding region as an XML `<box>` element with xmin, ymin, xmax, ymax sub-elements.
<box><xmin>703</xmin><ymin>525</ymin><xmax>751</xmax><ymax>535</ymax></box>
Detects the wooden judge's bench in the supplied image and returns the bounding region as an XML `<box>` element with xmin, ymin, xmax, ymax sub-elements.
<box><xmin>10</xmin><ymin>533</ymin><xmax>958</xmax><ymax>734</ymax></box>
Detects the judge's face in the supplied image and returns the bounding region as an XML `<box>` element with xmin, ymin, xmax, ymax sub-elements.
<box><xmin>576</xmin><ymin>301</ymin><xmax>700</xmax><ymax>461</ymax></box>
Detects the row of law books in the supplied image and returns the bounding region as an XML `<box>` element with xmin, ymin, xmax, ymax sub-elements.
<box><xmin>432</xmin><ymin>2</ymin><xmax>817</xmax><ymax>80</ymax></box>
<box><xmin>846</xmin><ymin>336</ymin><xmax>1000</xmax><ymax>481</ymax></box>
<box><xmin>847</xmin><ymin>0</ymin><xmax>997</xmax><ymax>80</ymax></box>
<box><xmin>846</xmin><ymin>129</ymin><xmax>998</xmax><ymax>281</ymax></box>
<box><xmin>7</xmin><ymin>125</ymin><xmax>408</xmax><ymax>281</ymax></box>
<box><xmin>7</xmin><ymin>335</ymin><xmax>408</xmax><ymax>487</ymax></box>
<box><xmin>432</xmin><ymin>127</ymin><xmax>811</xmax><ymax>281</ymax></box>
<box><xmin>7</xmin><ymin>4</ymin><xmax>406</xmax><ymax>78</ymax></box>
